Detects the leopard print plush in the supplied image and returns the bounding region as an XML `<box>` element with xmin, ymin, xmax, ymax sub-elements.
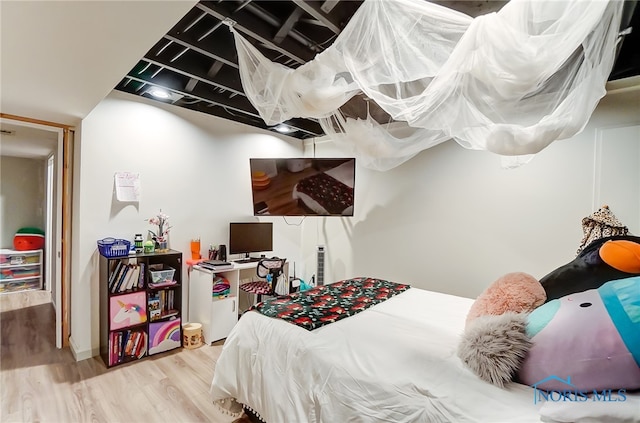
<box><xmin>576</xmin><ymin>205</ymin><xmax>629</xmax><ymax>255</ymax></box>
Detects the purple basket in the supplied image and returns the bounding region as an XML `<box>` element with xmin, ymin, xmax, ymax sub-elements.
<box><xmin>97</xmin><ymin>238</ymin><xmax>131</xmax><ymax>258</ymax></box>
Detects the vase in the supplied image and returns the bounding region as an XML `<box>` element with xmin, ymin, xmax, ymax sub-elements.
<box><xmin>156</xmin><ymin>237</ymin><xmax>169</xmax><ymax>253</ymax></box>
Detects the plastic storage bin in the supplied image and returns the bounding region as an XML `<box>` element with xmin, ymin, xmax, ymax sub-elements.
<box><xmin>149</xmin><ymin>266</ymin><xmax>176</xmax><ymax>285</ymax></box>
<box><xmin>97</xmin><ymin>238</ymin><xmax>131</xmax><ymax>258</ymax></box>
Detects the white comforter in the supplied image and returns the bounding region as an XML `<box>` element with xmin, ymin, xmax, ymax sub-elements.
<box><xmin>210</xmin><ymin>288</ymin><xmax>543</xmax><ymax>422</ymax></box>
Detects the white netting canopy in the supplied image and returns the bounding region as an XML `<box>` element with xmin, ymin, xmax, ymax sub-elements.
<box><xmin>232</xmin><ymin>0</ymin><xmax>624</xmax><ymax>170</ymax></box>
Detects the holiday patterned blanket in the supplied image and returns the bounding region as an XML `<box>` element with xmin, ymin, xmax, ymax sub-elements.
<box><xmin>250</xmin><ymin>277</ymin><xmax>411</xmax><ymax>330</ymax></box>
<box><xmin>295</xmin><ymin>172</ymin><xmax>353</xmax><ymax>214</ymax></box>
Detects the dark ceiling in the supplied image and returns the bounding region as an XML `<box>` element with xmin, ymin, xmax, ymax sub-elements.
<box><xmin>114</xmin><ymin>0</ymin><xmax>640</xmax><ymax>140</ymax></box>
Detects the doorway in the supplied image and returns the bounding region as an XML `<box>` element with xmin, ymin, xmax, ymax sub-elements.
<box><xmin>0</xmin><ymin>115</ymin><xmax>71</xmax><ymax>349</ymax></box>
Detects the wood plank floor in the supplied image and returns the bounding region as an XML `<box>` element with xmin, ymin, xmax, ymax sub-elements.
<box><xmin>0</xmin><ymin>290</ymin><xmax>250</xmax><ymax>423</ymax></box>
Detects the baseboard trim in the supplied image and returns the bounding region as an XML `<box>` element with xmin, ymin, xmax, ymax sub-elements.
<box><xmin>68</xmin><ymin>336</ymin><xmax>95</xmax><ymax>361</ymax></box>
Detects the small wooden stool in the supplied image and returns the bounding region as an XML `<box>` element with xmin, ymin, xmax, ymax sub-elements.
<box><xmin>182</xmin><ymin>322</ymin><xmax>203</xmax><ymax>349</ymax></box>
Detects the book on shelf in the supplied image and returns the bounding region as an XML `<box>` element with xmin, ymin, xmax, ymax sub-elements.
<box><xmin>111</xmin><ymin>332</ymin><xmax>119</xmax><ymax>366</ymax></box>
<box><xmin>148</xmin><ymin>289</ymin><xmax>180</xmax><ymax>321</ymax></box>
<box><xmin>119</xmin><ymin>331</ymin><xmax>126</xmax><ymax>361</ymax></box>
<box><xmin>115</xmin><ymin>265</ymin><xmax>130</xmax><ymax>292</ymax></box>
<box><xmin>113</xmin><ymin>331</ymin><xmax>123</xmax><ymax>365</ymax></box>
<box><xmin>109</xmin><ymin>262</ymin><xmax>125</xmax><ymax>292</ymax></box>
<box><xmin>109</xmin><ymin>333</ymin><xmax>115</xmax><ymax>365</ymax></box>
<box><xmin>127</xmin><ymin>265</ymin><xmax>140</xmax><ymax>291</ymax></box>
<box><xmin>109</xmin><ymin>263</ymin><xmax>144</xmax><ymax>293</ymax></box>
<box><xmin>123</xmin><ymin>265</ymin><xmax>136</xmax><ymax>291</ymax></box>
<box><xmin>137</xmin><ymin>262</ymin><xmax>145</xmax><ymax>289</ymax></box>
<box><xmin>131</xmin><ymin>331</ymin><xmax>140</xmax><ymax>357</ymax></box>
<box><xmin>148</xmin><ymin>293</ymin><xmax>161</xmax><ymax>321</ymax></box>
<box><xmin>134</xmin><ymin>265</ymin><xmax>142</xmax><ymax>289</ymax></box>
<box><xmin>134</xmin><ymin>332</ymin><xmax>147</xmax><ymax>358</ymax></box>
<box><xmin>111</xmin><ymin>330</ymin><xmax>146</xmax><ymax>364</ymax></box>
<box><xmin>108</xmin><ymin>261</ymin><xmax>124</xmax><ymax>288</ymax></box>
<box><xmin>125</xmin><ymin>332</ymin><xmax>135</xmax><ymax>356</ymax></box>
<box><xmin>112</xmin><ymin>265</ymin><xmax>128</xmax><ymax>293</ymax></box>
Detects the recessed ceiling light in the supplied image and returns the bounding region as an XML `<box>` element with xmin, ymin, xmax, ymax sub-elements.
<box><xmin>149</xmin><ymin>88</ymin><xmax>171</xmax><ymax>99</ymax></box>
<box><xmin>275</xmin><ymin>124</ymin><xmax>293</xmax><ymax>133</ymax></box>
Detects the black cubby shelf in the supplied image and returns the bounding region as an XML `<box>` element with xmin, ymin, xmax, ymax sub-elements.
<box><xmin>99</xmin><ymin>250</ymin><xmax>183</xmax><ymax>368</ymax></box>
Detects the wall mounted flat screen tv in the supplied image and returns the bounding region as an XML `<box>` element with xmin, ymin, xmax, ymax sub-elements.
<box><xmin>250</xmin><ymin>158</ymin><xmax>355</xmax><ymax>216</ymax></box>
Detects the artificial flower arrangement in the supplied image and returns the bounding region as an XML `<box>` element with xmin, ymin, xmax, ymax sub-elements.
<box><xmin>147</xmin><ymin>209</ymin><xmax>172</xmax><ymax>250</ymax></box>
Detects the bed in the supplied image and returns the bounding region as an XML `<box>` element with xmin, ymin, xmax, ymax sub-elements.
<box><xmin>211</xmin><ymin>277</ymin><xmax>640</xmax><ymax>422</ymax></box>
<box><xmin>291</xmin><ymin>159</ymin><xmax>355</xmax><ymax>216</ymax></box>
<box><xmin>210</xmin><ymin>277</ymin><xmax>547</xmax><ymax>422</ymax></box>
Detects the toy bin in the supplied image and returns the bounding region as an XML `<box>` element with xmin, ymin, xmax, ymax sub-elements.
<box><xmin>148</xmin><ymin>318</ymin><xmax>182</xmax><ymax>355</ymax></box>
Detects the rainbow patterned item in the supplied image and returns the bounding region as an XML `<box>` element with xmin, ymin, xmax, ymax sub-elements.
<box><xmin>109</xmin><ymin>291</ymin><xmax>147</xmax><ymax>330</ymax></box>
<box><xmin>148</xmin><ymin>318</ymin><xmax>182</xmax><ymax>355</ymax></box>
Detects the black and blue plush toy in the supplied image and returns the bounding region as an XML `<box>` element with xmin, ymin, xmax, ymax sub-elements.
<box><xmin>539</xmin><ymin>235</ymin><xmax>640</xmax><ymax>301</ymax></box>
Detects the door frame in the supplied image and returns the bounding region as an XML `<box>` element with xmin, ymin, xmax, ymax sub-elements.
<box><xmin>1</xmin><ymin>113</ymin><xmax>73</xmax><ymax>348</ymax></box>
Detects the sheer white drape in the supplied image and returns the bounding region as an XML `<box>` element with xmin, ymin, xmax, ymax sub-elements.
<box><xmin>233</xmin><ymin>0</ymin><xmax>624</xmax><ymax>170</ymax></box>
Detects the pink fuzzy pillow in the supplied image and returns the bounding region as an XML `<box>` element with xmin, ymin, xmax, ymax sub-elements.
<box><xmin>465</xmin><ymin>272</ymin><xmax>546</xmax><ymax>326</ymax></box>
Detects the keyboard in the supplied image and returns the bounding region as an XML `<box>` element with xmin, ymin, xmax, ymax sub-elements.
<box><xmin>235</xmin><ymin>257</ymin><xmax>261</xmax><ymax>264</ymax></box>
<box><xmin>202</xmin><ymin>260</ymin><xmax>231</xmax><ymax>266</ymax></box>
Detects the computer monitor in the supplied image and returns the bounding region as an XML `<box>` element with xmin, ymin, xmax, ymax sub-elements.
<box><xmin>228</xmin><ymin>222</ymin><xmax>273</xmax><ymax>261</ymax></box>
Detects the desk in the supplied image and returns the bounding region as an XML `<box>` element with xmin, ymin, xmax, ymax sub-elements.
<box><xmin>188</xmin><ymin>261</ymin><xmax>289</xmax><ymax>344</ymax></box>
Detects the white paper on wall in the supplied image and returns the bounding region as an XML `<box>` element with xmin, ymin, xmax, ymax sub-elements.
<box><xmin>114</xmin><ymin>172</ymin><xmax>141</xmax><ymax>202</ymax></box>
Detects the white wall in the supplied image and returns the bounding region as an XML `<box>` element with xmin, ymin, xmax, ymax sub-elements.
<box><xmin>70</xmin><ymin>91</ymin><xmax>305</xmax><ymax>359</ymax></box>
<box><xmin>0</xmin><ymin>156</ymin><xmax>46</xmax><ymax>248</ymax></box>
<box><xmin>70</xmin><ymin>87</ymin><xmax>638</xmax><ymax>361</ymax></box>
<box><xmin>301</xmin><ymin>89</ymin><xmax>640</xmax><ymax>298</ymax></box>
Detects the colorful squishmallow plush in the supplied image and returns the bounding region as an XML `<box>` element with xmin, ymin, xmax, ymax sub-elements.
<box><xmin>459</xmin><ymin>272</ymin><xmax>546</xmax><ymax>387</ymax></box>
<box><xmin>517</xmin><ymin>276</ymin><xmax>640</xmax><ymax>391</ymax></box>
<box><xmin>540</xmin><ymin>235</ymin><xmax>640</xmax><ymax>301</ymax></box>
<box><xmin>458</xmin><ymin>312</ymin><xmax>532</xmax><ymax>387</ymax></box>
<box><xmin>13</xmin><ymin>227</ymin><xmax>45</xmax><ymax>251</ymax></box>
<box><xmin>465</xmin><ymin>272</ymin><xmax>546</xmax><ymax>325</ymax></box>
